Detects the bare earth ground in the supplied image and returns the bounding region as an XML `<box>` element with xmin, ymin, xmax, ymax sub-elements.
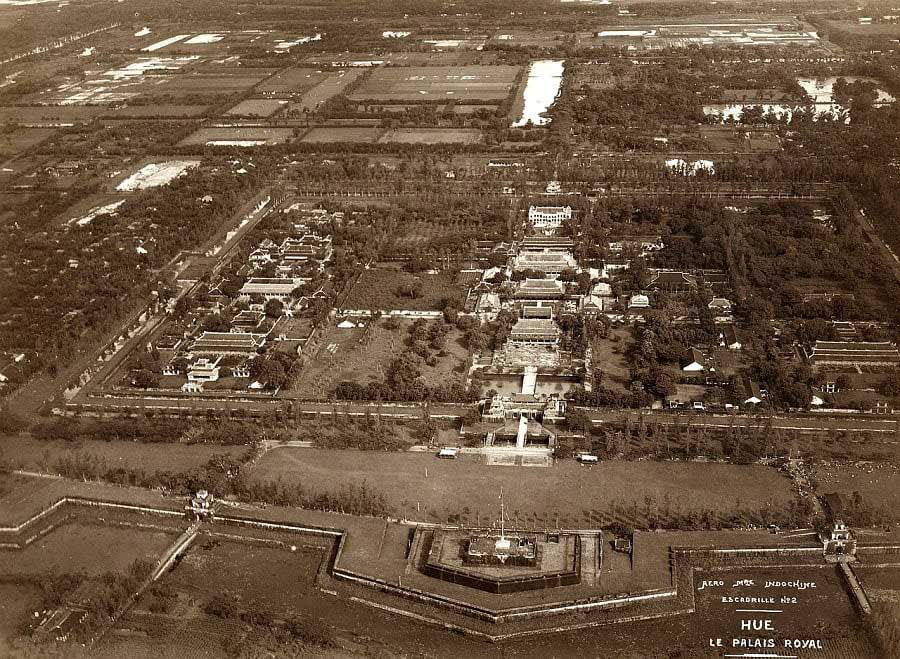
<box><xmin>251</xmin><ymin>449</ymin><xmax>797</xmax><ymax>526</ymax></box>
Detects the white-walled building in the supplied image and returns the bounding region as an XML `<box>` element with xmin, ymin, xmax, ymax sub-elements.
<box><xmin>528</xmin><ymin>205</ymin><xmax>572</xmax><ymax>232</ymax></box>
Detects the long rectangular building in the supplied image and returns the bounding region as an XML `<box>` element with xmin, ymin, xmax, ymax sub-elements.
<box><xmin>806</xmin><ymin>341</ymin><xmax>900</xmax><ymax>368</ymax></box>
<box><xmin>509</xmin><ymin>319</ymin><xmax>560</xmax><ymax>346</ymax></box>
<box><xmin>191</xmin><ymin>331</ymin><xmax>266</xmax><ymax>356</ymax></box>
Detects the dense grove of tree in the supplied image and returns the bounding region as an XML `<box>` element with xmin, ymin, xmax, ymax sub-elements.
<box><xmin>0</xmin><ymin>165</ymin><xmax>264</xmax><ymax>370</ymax></box>
<box><xmin>32</xmin><ymin>418</ymin><xmax>265</xmax><ymax>446</ymax></box>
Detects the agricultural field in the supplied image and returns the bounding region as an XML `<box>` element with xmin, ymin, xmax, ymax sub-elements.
<box><xmin>289</xmin><ymin>68</ymin><xmax>365</xmax><ymax>113</ymax></box>
<box><xmin>699</xmin><ymin>126</ymin><xmax>782</xmax><ymax>153</ymax></box>
<box><xmin>102</xmin><ymin>105</ymin><xmax>209</xmax><ymax>118</ymax></box>
<box><xmin>342</xmin><ymin>266</ymin><xmax>463</xmax><ymax>311</ymax></box>
<box><xmin>300</xmin><ymin>126</ymin><xmax>382</xmax><ymax>143</ymax></box>
<box><xmin>0</xmin><ymin>127</ymin><xmax>56</xmax><ymax>159</ymax></box>
<box><xmin>224</xmin><ymin>98</ymin><xmax>288</xmax><ymax>117</ymax></box>
<box><xmin>378</xmin><ymin>128</ymin><xmax>482</xmax><ymax>144</ymax></box>
<box><xmin>179</xmin><ymin>126</ymin><xmax>295</xmax><ymax>146</ymax></box>
<box><xmin>347</xmin><ymin>65</ymin><xmax>520</xmax><ymax>103</ymax></box>
<box><xmin>252</xmin><ymin>449</ymin><xmax>798</xmax><ymax>527</ymax></box>
<box><xmin>151</xmin><ymin>72</ymin><xmax>275</xmax><ymax>96</ymax></box>
<box><xmin>0</xmin><ymin>105</ymin><xmax>105</xmax><ymax>125</ymax></box>
<box><xmin>254</xmin><ymin>67</ymin><xmax>330</xmax><ymax>95</ymax></box>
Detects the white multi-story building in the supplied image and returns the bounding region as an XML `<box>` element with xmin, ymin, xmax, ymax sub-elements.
<box><xmin>187</xmin><ymin>357</ymin><xmax>221</xmax><ymax>383</ymax></box>
<box><xmin>528</xmin><ymin>205</ymin><xmax>572</xmax><ymax>232</ymax></box>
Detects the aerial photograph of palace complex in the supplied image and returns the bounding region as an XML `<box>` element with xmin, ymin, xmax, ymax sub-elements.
<box><xmin>1</xmin><ymin>0</ymin><xmax>900</xmax><ymax>656</ymax></box>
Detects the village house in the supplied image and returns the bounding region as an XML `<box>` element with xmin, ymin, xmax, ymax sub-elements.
<box><xmin>718</xmin><ymin>325</ymin><xmax>742</xmax><ymax>350</ymax></box>
<box><xmin>681</xmin><ymin>347</ymin><xmax>707</xmax><ymax>372</ymax></box>
<box><xmin>743</xmin><ymin>377</ymin><xmax>764</xmax><ymax>405</ymax></box>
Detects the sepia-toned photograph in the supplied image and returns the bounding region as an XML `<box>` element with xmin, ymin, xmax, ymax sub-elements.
<box><xmin>0</xmin><ymin>0</ymin><xmax>898</xmax><ymax>657</ymax></box>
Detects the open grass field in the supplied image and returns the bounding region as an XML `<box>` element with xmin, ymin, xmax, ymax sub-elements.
<box><xmin>812</xmin><ymin>461</ymin><xmax>900</xmax><ymax>521</ymax></box>
<box><xmin>292</xmin><ymin>317</ymin><xmax>467</xmax><ymax>397</ymax></box>
<box><xmin>347</xmin><ymin>65</ymin><xmax>520</xmax><ymax>103</ymax></box>
<box><xmin>169</xmin><ymin>539</ymin><xmax>324</xmax><ymax>611</ymax></box>
<box><xmin>342</xmin><ymin>266</ymin><xmax>463</xmax><ymax>311</ymax></box>
<box><xmin>0</xmin><ymin>522</ymin><xmax>175</xmax><ymax>577</ymax></box>
<box><xmin>378</xmin><ymin>128</ymin><xmax>482</xmax><ymax>144</ymax></box>
<box><xmin>591</xmin><ymin>326</ymin><xmax>633</xmax><ymax>392</ymax></box>
<box><xmin>251</xmin><ymin>449</ymin><xmax>798</xmax><ymax>527</ymax></box>
<box><xmin>0</xmin><ymin>473</ymin><xmax>62</xmax><ymax>520</ymax></box>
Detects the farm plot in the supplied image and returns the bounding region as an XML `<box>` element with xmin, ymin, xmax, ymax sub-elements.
<box><xmin>33</xmin><ymin>57</ymin><xmax>200</xmax><ymax>106</ymax></box>
<box><xmin>152</xmin><ymin>73</ymin><xmax>274</xmax><ymax>96</ymax></box>
<box><xmin>252</xmin><ymin>450</ymin><xmax>798</xmax><ymax>527</ymax></box>
<box><xmin>254</xmin><ymin>67</ymin><xmax>330</xmax><ymax>95</ymax></box>
<box><xmin>224</xmin><ymin>98</ymin><xmax>288</xmax><ymax>117</ymax></box>
<box><xmin>179</xmin><ymin>127</ymin><xmax>294</xmax><ymax>146</ymax></box>
<box><xmin>105</xmin><ymin>105</ymin><xmax>209</xmax><ymax>118</ymax></box>
<box><xmin>291</xmin><ymin>69</ymin><xmax>364</xmax><ymax>113</ymax></box>
<box><xmin>378</xmin><ymin>128</ymin><xmax>482</xmax><ymax>144</ymax></box>
<box><xmin>300</xmin><ymin>126</ymin><xmax>382</xmax><ymax>143</ymax></box>
<box><xmin>0</xmin><ymin>105</ymin><xmax>105</xmax><ymax>125</ymax></box>
<box><xmin>347</xmin><ymin>65</ymin><xmax>520</xmax><ymax>103</ymax></box>
<box><xmin>115</xmin><ymin>160</ymin><xmax>200</xmax><ymax>192</ymax></box>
